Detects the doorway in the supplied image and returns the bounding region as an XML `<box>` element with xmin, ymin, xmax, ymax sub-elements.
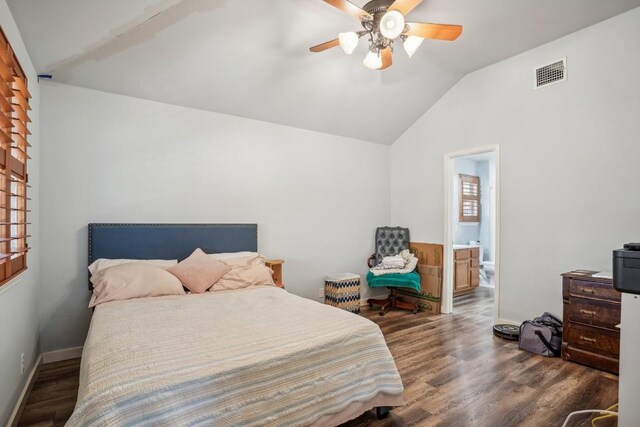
<box><xmin>443</xmin><ymin>145</ymin><xmax>500</xmax><ymax>320</ymax></box>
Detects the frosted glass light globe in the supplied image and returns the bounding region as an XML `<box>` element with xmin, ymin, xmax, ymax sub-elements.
<box><xmin>338</xmin><ymin>32</ymin><xmax>359</xmax><ymax>55</ymax></box>
<box><xmin>363</xmin><ymin>50</ymin><xmax>382</xmax><ymax>70</ymax></box>
<box><xmin>380</xmin><ymin>10</ymin><xmax>405</xmax><ymax>39</ymax></box>
<box><xmin>403</xmin><ymin>36</ymin><xmax>424</xmax><ymax>58</ymax></box>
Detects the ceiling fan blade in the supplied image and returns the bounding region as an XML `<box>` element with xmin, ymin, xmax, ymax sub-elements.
<box><xmin>309</xmin><ymin>38</ymin><xmax>341</xmax><ymax>53</ymax></box>
<box><xmin>322</xmin><ymin>0</ymin><xmax>372</xmax><ymax>21</ymax></box>
<box><xmin>388</xmin><ymin>0</ymin><xmax>424</xmax><ymax>16</ymax></box>
<box><xmin>403</xmin><ymin>23</ymin><xmax>463</xmax><ymax>41</ymax></box>
<box><xmin>380</xmin><ymin>47</ymin><xmax>392</xmax><ymax>70</ymax></box>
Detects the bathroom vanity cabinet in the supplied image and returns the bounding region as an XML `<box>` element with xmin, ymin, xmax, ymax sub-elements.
<box><xmin>453</xmin><ymin>247</ymin><xmax>480</xmax><ymax>296</ymax></box>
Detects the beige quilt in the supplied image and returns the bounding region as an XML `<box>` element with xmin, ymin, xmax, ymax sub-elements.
<box><xmin>67</xmin><ymin>287</ymin><xmax>403</xmax><ymax>426</ymax></box>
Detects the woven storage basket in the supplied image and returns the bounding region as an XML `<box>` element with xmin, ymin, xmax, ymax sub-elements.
<box><xmin>324</xmin><ymin>273</ymin><xmax>361</xmax><ymax>314</ymax></box>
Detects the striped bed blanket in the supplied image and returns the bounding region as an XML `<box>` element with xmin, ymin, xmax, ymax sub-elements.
<box><xmin>67</xmin><ymin>286</ymin><xmax>403</xmax><ymax>426</ymax></box>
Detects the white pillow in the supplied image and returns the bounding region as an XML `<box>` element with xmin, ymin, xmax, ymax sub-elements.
<box><xmin>88</xmin><ymin>258</ymin><xmax>177</xmax><ymax>275</ymax></box>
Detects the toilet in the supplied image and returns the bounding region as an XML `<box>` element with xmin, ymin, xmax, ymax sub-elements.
<box><xmin>483</xmin><ymin>261</ymin><xmax>495</xmax><ymax>277</ymax></box>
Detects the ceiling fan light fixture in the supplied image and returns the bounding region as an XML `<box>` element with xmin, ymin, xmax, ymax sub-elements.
<box><xmin>403</xmin><ymin>35</ymin><xmax>424</xmax><ymax>58</ymax></box>
<box><xmin>363</xmin><ymin>49</ymin><xmax>382</xmax><ymax>70</ymax></box>
<box><xmin>310</xmin><ymin>1</ymin><xmax>463</xmax><ymax>71</ymax></box>
<box><xmin>338</xmin><ymin>32</ymin><xmax>359</xmax><ymax>55</ymax></box>
<box><xmin>379</xmin><ymin>10</ymin><xmax>405</xmax><ymax>39</ymax></box>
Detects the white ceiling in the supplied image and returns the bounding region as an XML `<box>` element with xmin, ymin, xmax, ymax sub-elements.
<box><xmin>8</xmin><ymin>0</ymin><xmax>640</xmax><ymax>144</ymax></box>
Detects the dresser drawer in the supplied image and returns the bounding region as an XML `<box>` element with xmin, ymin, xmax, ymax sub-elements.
<box><xmin>569</xmin><ymin>280</ymin><xmax>621</xmax><ymax>302</ymax></box>
<box><xmin>568</xmin><ymin>298</ymin><xmax>621</xmax><ymax>330</ymax></box>
<box><xmin>566</xmin><ymin>324</ymin><xmax>619</xmax><ymax>357</ymax></box>
<box><xmin>562</xmin><ymin>345</ymin><xmax>619</xmax><ymax>375</ymax></box>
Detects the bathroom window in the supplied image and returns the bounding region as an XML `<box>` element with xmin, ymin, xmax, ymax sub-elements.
<box><xmin>459</xmin><ymin>174</ymin><xmax>480</xmax><ymax>223</ymax></box>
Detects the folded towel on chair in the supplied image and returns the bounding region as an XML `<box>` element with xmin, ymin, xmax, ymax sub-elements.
<box><xmin>378</xmin><ymin>255</ymin><xmax>406</xmax><ymax>269</ymax></box>
<box><xmin>370</xmin><ymin>250</ymin><xmax>418</xmax><ymax>276</ymax></box>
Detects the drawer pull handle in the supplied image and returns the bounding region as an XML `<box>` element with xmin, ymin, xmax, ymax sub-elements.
<box><xmin>580</xmin><ymin>288</ymin><xmax>596</xmax><ymax>295</ymax></box>
<box><xmin>579</xmin><ymin>309</ymin><xmax>596</xmax><ymax>317</ymax></box>
<box><xmin>580</xmin><ymin>336</ymin><xmax>597</xmax><ymax>343</ymax></box>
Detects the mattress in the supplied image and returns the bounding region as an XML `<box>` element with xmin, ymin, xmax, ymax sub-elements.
<box><xmin>67</xmin><ymin>286</ymin><xmax>403</xmax><ymax>426</ymax></box>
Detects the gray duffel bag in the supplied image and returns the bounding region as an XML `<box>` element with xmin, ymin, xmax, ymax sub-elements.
<box><xmin>519</xmin><ymin>312</ymin><xmax>563</xmax><ymax>357</ymax></box>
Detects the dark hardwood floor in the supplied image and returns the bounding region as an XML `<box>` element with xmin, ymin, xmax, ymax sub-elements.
<box><xmin>17</xmin><ymin>287</ymin><xmax>618</xmax><ymax>427</ymax></box>
<box><xmin>17</xmin><ymin>358</ymin><xmax>80</xmax><ymax>426</ymax></box>
<box><xmin>346</xmin><ymin>287</ymin><xmax>618</xmax><ymax>427</ymax></box>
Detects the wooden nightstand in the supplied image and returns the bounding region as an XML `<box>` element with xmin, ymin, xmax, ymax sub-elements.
<box><xmin>266</xmin><ymin>259</ymin><xmax>284</xmax><ymax>288</ymax></box>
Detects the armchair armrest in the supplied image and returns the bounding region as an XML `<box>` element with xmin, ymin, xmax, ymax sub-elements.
<box><xmin>367</xmin><ymin>253</ymin><xmax>376</xmax><ymax>268</ymax></box>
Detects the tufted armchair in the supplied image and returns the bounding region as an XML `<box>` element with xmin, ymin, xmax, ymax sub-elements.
<box><xmin>366</xmin><ymin>227</ymin><xmax>419</xmax><ymax>315</ymax></box>
<box><xmin>367</xmin><ymin>227</ymin><xmax>411</xmax><ymax>268</ymax></box>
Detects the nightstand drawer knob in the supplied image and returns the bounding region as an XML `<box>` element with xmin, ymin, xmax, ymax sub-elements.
<box><xmin>580</xmin><ymin>336</ymin><xmax>597</xmax><ymax>343</ymax></box>
<box><xmin>580</xmin><ymin>288</ymin><xmax>596</xmax><ymax>295</ymax></box>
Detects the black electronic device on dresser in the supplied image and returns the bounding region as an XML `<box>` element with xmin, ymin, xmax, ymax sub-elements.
<box><xmin>613</xmin><ymin>243</ymin><xmax>640</xmax><ymax>295</ymax></box>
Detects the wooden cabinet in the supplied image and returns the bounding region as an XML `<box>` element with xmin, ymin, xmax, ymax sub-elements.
<box><xmin>266</xmin><ymin>259</ymin><xmax>284</xmax><ymax>288</ymax></box>
<box><xmin>561</xmin><ymin>271</ymin><xmax>621</xmax><ymax>374</ymax></box>
<box><xmin>453</xmin><ymin>248</ymin><xmax>480</xmax><ymax>296</ymax></box>
<box><xmin>454</xmin><ymin>259</ymin><xmax>470</xmax><ymax>291</ymax></box>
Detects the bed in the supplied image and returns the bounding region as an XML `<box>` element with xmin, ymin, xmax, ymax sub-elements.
<box><xmin>67</xmin><ymin>224</ymin><xmax>403</xmax><ymax>426</ymax></box>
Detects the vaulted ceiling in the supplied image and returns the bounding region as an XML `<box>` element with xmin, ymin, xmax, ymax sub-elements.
<box><xmin>8</xmin><ymin>0</ymin><xmax>640</xmax><ymax>144</ymax></box>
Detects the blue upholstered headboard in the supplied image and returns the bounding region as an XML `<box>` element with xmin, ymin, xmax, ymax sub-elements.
<box><xmin>88</xmin><ymin>223</ymin><xmax>258</xmax><ymax>289</ymax></box>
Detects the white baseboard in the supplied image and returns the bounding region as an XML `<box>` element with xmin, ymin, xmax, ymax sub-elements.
<box><xmin>7</xmin><ymin>354</ymin><xmax>42</xmax><ymax>427</ymax></box>
<box><xmin>496</xmin><ymin>318</ymin><xmax>520</xmax><ymax>326</ymax></box>
<box><xmin>42</xmin><ymin>346</ymin><xmax>83</xmax><ymax>364</ymax></box>
<box><xmin>8</xmin><ymin>348</ymin><xmax>83</xmax><ymax>426</ymax></box>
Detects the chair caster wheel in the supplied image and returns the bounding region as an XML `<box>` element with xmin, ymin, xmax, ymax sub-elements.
<box><xmin>368</xmin><ymin>303</ymin><xmax>373</xmax><ymax>308</ymax></box>
<box><xmin>412</xmin><ymin>308</ymin><xmax>418</xmax><ymax>314</ymax></box>
<box><xmin>379</xmin><ymin>310</ymin><xmax>385</xmax><ymax>316</ymax></box>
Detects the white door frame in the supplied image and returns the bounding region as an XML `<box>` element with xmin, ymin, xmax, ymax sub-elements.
<box><xmin>442</xmin><ymin>144</ymin><xmax>501</xmax><ymax>321</ymax></box>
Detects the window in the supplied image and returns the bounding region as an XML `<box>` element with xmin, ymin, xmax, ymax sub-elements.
<box><xmin>459</xmin><ymin>174</ymin><xmax>480</xmax><ymax>223</ymax></box>
<box><xmin>0</xmin><ymin>27</ymin><xmax>30</xmax><ymax>286</ymax></box>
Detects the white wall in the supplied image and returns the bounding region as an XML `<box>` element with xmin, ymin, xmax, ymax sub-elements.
<box><xmin>391</xmin><ymin>8</ymin><xmax>640</xmax><ymax>322</ymax></box>
<box><xmin>39</xmin><ymin>82</ymin><xmax>390</xmax><ymax>352</ymax></box>
<box><xmin>0</xmin><ymin>0</ymin><xmax>41</xmax><ymax>424</ymax></box>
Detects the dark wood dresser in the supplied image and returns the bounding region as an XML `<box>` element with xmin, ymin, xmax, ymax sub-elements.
<box><xmin>561</xmin><ymin>271</ymin><xmax>621</xmax><ymax>374</ymax></box>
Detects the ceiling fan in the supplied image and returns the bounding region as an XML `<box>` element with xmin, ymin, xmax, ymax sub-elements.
<box><xmin>310</xmin><ymin>0</ymin><xmax>462</xmax><ymax>70</ymax></box>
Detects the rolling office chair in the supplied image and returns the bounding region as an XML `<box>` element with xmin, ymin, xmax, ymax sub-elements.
<box><xmin>366</xmin><ymin>227</ymin><xmax>420</xmax><ymax>316</ymax></box>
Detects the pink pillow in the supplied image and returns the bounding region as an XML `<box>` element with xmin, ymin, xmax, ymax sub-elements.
<box><xmin>167</xmin><ymin>248</ymin><xmax>231</xmax><ymax>293</ymax></box>
<box><xmin>89</xmin><ymin>263</ymin><xmax>185</xmax><ymax>308</ymax></box>
<box><xmin>210</xmin><ymin>255</ymin><xmax>276</xmax><ymax>291</ymax></box>
<box><xmin>209</xmin><ymin>253</ymin><xmax>259</xmax><ymax>267</ymax></box>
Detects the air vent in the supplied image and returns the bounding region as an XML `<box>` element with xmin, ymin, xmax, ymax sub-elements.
<box><xmin>535</xmin><ymin>58</ymin><xmax>566</xmax><ymax>89</ymax></box>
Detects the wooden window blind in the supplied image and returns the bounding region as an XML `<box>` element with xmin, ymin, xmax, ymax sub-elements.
<box><xmin>459</xmin><ymin>174</ymin><xmax>480</xmax><ymax>223</ymax></box>
<box><xmin>0</xmin><ymin>27</ymin><xmax>30</xmax><ymax>286</ymax></box>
